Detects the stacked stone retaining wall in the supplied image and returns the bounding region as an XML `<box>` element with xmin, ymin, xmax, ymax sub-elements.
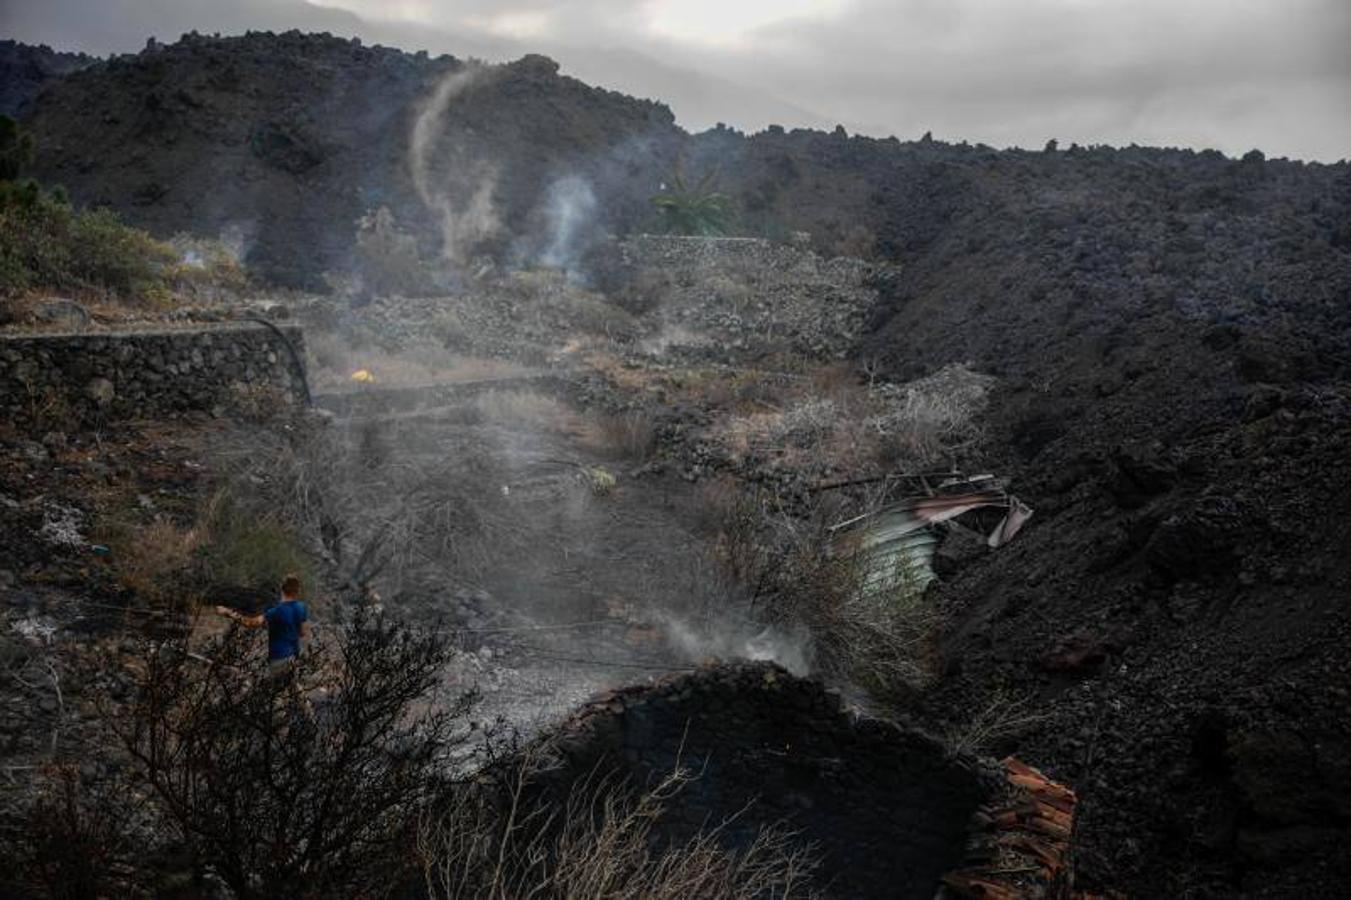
<box><xmin>619</xmin><ymin>235</ymin><xmax>891</xmax><ymax>360</ymax></box>
<box><xmin>0</xmin><ymin>323</ymin><xmax>307</xmax><ymax>428</ymax></box>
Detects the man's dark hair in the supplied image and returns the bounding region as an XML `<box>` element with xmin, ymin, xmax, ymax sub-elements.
<box><xmin>280</xmin><ymin>573</ymin><xmax>302</xmax><ymax>597</ymax></box>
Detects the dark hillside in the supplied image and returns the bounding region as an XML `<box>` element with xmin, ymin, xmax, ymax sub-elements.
<box><xmin>833</xmin><ymin>146</ymin><xmax>1351</xmax><ymax>892</ymax></box>
<box><xmin>20</xmin><ymin>31</ymin><xmax>683</xmax><ymax>287</ymax></box>
<box><xmin>678</xmin><ymin>116</ymin><xmax>1351</xmax><ymax>897</ymax></box>
<box><xmin>0</xmin><ymin>40</ymin><xmax>96</xmax><ymax>117</ymax></box>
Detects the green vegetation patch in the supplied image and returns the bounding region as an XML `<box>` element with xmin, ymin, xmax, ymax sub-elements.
<box><xmin>0</xmin><ymin>114</ymin><xmax>179</xmax><ymax>300</ymax></box>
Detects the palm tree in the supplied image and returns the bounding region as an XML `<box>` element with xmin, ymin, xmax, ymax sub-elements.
<box><xmin>650</xmin><ymin>164</ymin><xmax>734</xmax><ymax>236</ymax></box>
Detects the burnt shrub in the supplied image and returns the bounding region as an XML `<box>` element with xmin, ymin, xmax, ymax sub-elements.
<box><xmin>109</xmin><ymin>604</ymin><xmax>478</xmax><ymax>899</ymax></box>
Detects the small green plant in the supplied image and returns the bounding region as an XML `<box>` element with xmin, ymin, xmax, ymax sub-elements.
<box><xmin>650</xmin><ymin>165</ymin><xmax>735</xmax><ymax>236</ymax></box>
<box><xmin>199</xmin><ymin>492</ymin><xmax>315</xmax><ymax>598</ymax></box>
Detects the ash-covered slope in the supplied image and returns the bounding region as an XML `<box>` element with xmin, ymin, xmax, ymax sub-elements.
<box><xmin>20</xmin><ymin>31</ymin><xmax>682</xmax><ymax>287</ymax></box>
<box><xmin>0</xmin><ymin>39</ymin><xmax>96</xmax><ymax>117</ymax></box>
<box><xmin>814</xmin><ymin>143</ymin><xmax>1351</xmax><ymax>893</ymax></box>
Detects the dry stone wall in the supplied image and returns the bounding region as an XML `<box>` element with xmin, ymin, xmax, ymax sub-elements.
<box><xmin>0</xmin><ymin>323</ymin><xmax>308</xmax><ymax>428</ymax></box>
<box><xmin>619</xmin><ymin>235</ymin><xmax>891</xmax><ymax>360</ymax></box>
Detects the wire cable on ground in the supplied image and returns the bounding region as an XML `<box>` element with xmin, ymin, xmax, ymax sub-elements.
<box><xmin>22</xmin><ymin>597</ymin><xmax>697</xmax><ymax>673</ymax></box>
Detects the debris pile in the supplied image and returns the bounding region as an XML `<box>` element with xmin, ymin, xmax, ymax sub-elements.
<box><xmin>621</xmin><ymin>235</ymin><xmax>892</xmax><ymax>361</ymax></box>
<box><xmin>942</xmin><ymin>758</ymin><xmax>1102</xmax><ymax>900</ymax></box>
<box><xmin>546</xmin><ymin>661</ymin><xmax>998</xmax><ymax>899</ymax></box>
<box><xmin>831</xmin><ymin>473</ymin><xmax>1033</xmax><ymax>593</ymax></box>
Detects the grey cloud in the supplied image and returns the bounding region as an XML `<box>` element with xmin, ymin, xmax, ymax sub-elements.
<box><xmin>0</xmin><ymin>0</ymin><xmax>365</xmax><ymax>53</ymax></box>
<box><xmin>1</xmin><ymin>0</ymin><xmax>1347</xmax><ymax>160</ymax></box>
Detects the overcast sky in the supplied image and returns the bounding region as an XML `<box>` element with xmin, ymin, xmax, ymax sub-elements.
<box><xmin>4</xmin><ymin>0</ymin><xmax>1348</xmax><ymax>161</ymax></box>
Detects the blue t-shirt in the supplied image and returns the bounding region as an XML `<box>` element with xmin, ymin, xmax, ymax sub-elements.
<box><xmin>264</xmin><ymin>599</ymin><xmax>308</xmax><ymax>661</ymax></box>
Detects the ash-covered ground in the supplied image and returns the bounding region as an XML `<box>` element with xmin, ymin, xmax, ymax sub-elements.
<box><xmin>305</xmin><ymin>379</ymin><xmax>794</xmax><ymax>734</ymax></box>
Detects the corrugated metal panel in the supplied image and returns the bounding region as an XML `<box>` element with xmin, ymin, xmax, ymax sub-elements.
<box><xmin>832</xmin><ymin>488</ymin><xmax>1033</xmax><ymax>602</ymax></box>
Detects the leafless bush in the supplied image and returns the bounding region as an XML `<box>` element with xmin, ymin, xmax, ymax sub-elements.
<box><xmin>108</xmin><ymin>603</ymin><xmax>478</xmax><ymax>899</ymax></box>
<box><xmin>6</xmin><ymin>765</ymin><xmax>149</xmax><ymax>900</ymax></box>
<box><xmin>698</xmin><ymin>475</ymin><xmax>938</xmax><ymax>693</ymax></box>
<box><xmin>707</xmin><ymin>272</ymin><xmax>758</xmax><ymax>315</ymax></box>
<box><xmin>417</xmin><ymin>749</ymin><xmax>819</xmax><ymax>899</ymax></box>
<box><xmin>23</xmin><ymin>380</ymin><xmax>76</xmax><ymax>433</ymax></box>
<box><xmin>756</xmin><ymin>508</ymin><xmax>938</xmax><ymax>697</ymax></box>
<box><xmin>867</xmin><ymin>363</ymin><xmax>996</xmax><ymax>467</ymax></box>
<box><xmin>474</xmin><ymin>389</ymin><xmax>571</xmax><ymax>428</ymax></box>
<box><xmin>204</xmin><ymin>422</ymin><xmax>352</xmax><ymax>575</ymax></box>
<box><xmin>228</xmin><ymin>380</ymin><xmax>292</xmax><ymax>423</ymax></box>
<box><xmin>566</xmin><ymin>292</ymin><xmax>639</xmax><ymax>340</ymax></box>
<box><xmin>698</xmin><ymin>478</ymin><xmax>774</xmax><ymax>590</ymax></box>
<box><xmin>354</xmin><ymin>205</ymin><xmax>438</xmax><ymax>297</ymax></box>
<box><xmin>615</xmin><ymin>266</ymin><xmax>673</xmax><ymax>316</ymax></box>
<box><xmin>946</xmin><ymin>689</ymin><xmax>1050</xmax><ymax>756</ymax></box>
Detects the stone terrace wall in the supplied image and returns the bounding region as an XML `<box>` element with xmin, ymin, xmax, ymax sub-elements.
<box><xmin>620</xmin><ymin>235</ymin><xmax>892</xmax><ymax>360</ymax></box>
<box><xmin>0</xmin><ymin>323</ymin><xmax>308</xmax><ymax>428</ymax></box>
<box><xmin>543</xmin><ymin>662</ymin><xmax>998</xmax><ymax>899</ymax></box>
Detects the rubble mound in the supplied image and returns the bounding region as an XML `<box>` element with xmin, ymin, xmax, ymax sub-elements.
<box><xmin>546</xmin><ymin>662</ymin><xmax>999</xmax><ymax>899</ymax></box>
<box><xmin>618</xmin><ymin>235</ymin><xmax>890</xmax><ymax>360</ymax></box>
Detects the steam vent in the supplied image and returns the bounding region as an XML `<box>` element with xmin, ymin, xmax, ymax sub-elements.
<box><xmin>544</xmin><ymin>663</ymin><xmax>996</xmax><ymax>898</ymax></box>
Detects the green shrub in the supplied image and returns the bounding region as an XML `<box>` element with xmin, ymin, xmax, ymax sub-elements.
<box><xmin>0</xmin><ymin>114</ymin><xmax>34</xmax><ymax>182</ymax></box>
<box><xmin>199</xmin><ymin>494</ymin><xmax>315</xmax><ymax>598</ymax></box>
<box><xmin>0</xmin><ymin>185</ymin><xmax>176</xmax><ymax>299</ymax></box>
<box><xmin>0</xmin><ymin>115</ymin><xmax>177</xmax><ymax>299</ymax></box>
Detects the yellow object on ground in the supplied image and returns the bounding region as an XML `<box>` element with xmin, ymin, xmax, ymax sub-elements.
<box><xmin>585</xmin><ymin>467</ymin><xmax>616</xmax><ymax>496</ymax></box>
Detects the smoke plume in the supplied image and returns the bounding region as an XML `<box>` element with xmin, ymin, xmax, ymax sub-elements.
<box><xmin>538</xmin><ymin>175</ymin><xmax>599</xmax><ymax>276</ymax></box>
<box><xmin>409</xmin><ymin>65</ymin><xmax>501</xmax><ymax>264</ymax></box>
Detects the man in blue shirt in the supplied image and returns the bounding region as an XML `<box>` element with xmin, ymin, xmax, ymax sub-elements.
<box><xmin>215</xmin><ymin>573</ymin><xmax>310</xmax><ymax>671</ymax></box>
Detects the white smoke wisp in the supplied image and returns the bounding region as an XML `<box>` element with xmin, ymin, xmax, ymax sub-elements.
<box><xmin>410</xmin><ymin>65</ymin><xmax>501</xmax><ymax>265</ymax></box>
<box><xmin>657</xmin><ymin>611</ymin><xmax>815</xmax><ymax>678</ymax></box>
<box><xmin>219</xmin><ymin>221</ymin><xmax>255</xmax><ymax>265</ymax></box>
<box><xmin>539</xmin><ymin>175</ymin><xmax>598</xmax><ymax>275</ymax></box>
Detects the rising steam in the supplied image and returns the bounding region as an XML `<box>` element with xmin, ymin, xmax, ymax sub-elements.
<box><xmin>410</xmin><ymin>65</ymin><xmax>501</xmax><ymax>264</ymax></box>
<box><xmin>539</xmin><ymin>175</ymin><xmax>599</xmax><ymax>276</ymax></box>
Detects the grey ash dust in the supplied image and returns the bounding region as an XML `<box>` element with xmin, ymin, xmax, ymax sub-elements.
<box><xmin>311</xmin><ymin>379</ymin><xmax>780</xmax><ymax>734</ymax></box>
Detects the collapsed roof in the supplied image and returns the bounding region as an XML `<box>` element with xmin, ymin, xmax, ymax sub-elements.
<box><xmin>830</xmin><ymin>474</ymin><xmax>1034</xmax><ymax>594</ymax></box>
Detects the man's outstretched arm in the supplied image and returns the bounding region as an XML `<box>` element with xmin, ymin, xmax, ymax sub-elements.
<box><xmin>215</xmin><ymin>605</ymin><xmax>265</xmax><ymax>628</ymax></box>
